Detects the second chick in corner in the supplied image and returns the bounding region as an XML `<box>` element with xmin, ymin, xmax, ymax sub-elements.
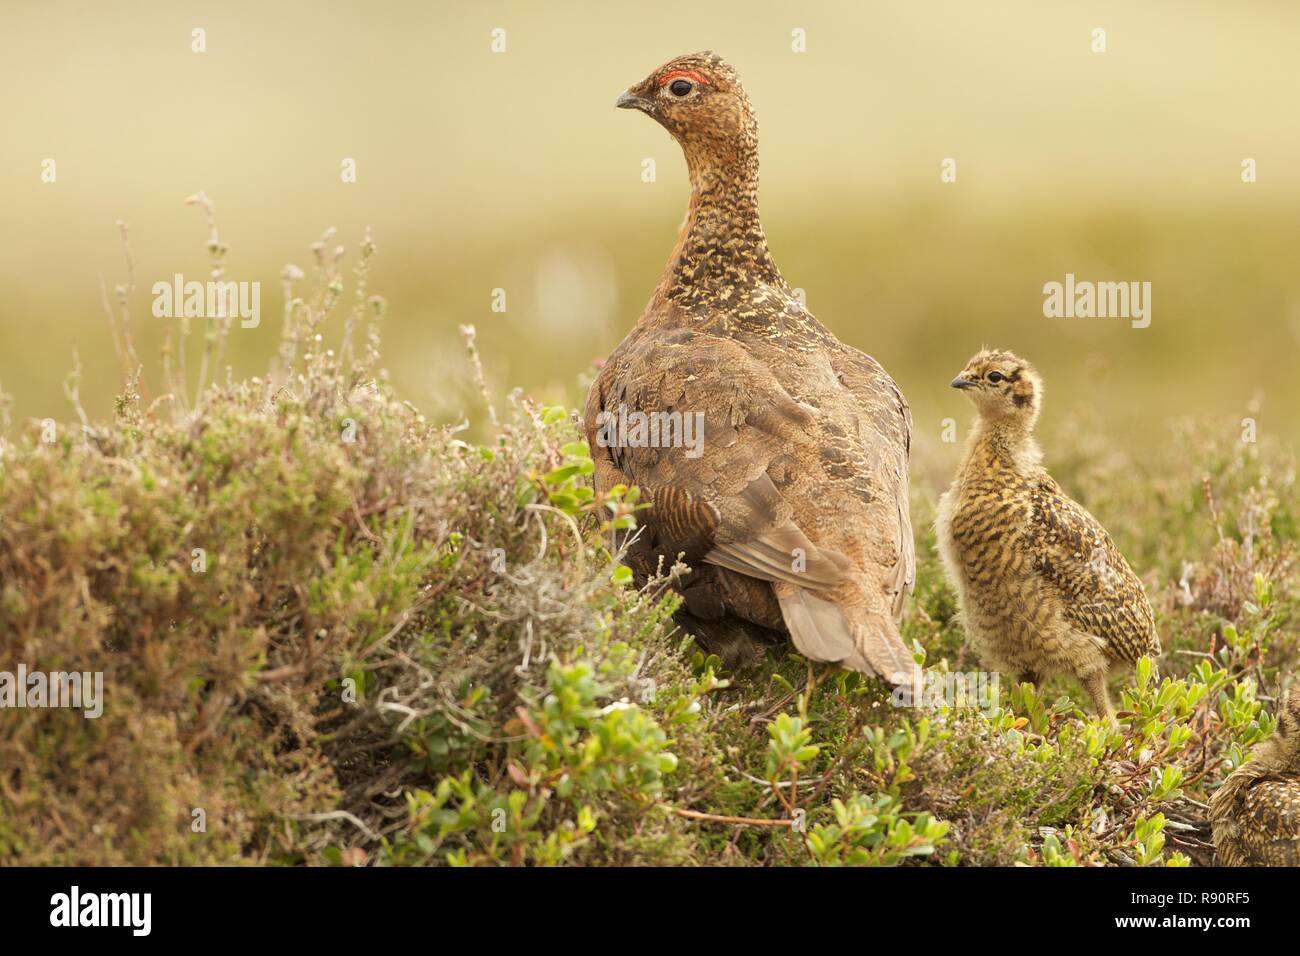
<box><xmin>1211</xmin><ymin>682</ymin><xmax>1300</xmax><ymax>866</ymax></box>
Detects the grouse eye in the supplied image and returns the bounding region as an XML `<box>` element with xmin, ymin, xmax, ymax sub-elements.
<box><xmin>669</xmin><ymin>78</ymin><xmax>693</xmax><ymax>97</ymax></box>
<box><xmin>987</xmin><ymin>371</ymin><xmax>1005</xmax><ymax>384</ymax></box>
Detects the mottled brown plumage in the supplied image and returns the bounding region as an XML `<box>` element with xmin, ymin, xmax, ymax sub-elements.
<box><xmin>585</xmin><ymin>53</ymin><xmax>915</xmax><ymax>680</ymax></box>
<box><xmin>1211</xmin><ymin>684</ymin><xmax>1300</xmax><ymax>866</ymax></box>
<box><xmin>935</xmin><ymin>349</ymin><xmax>1160</xmax><ymax>717</ymax></box>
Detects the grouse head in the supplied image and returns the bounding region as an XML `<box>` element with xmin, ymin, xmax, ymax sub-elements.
<box><xmin>950</xmin><ymin>348</ymin><xmax>1043</xmax><ymax>427</ymax></box>
<box><xmin>616</xmin><ymin>52</ymin><xmax>758</xmax><ymax>175</ymax></box>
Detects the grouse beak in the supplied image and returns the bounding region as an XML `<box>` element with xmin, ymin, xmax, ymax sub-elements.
<box><xmin>950</xmin><ymin>375</ymin><xmax>977</xmax><ymax>390</ymax></box>
<box><xmin>616</xmin><ymin>89</ymin><xmax>652</xmax><ymax>113</ymax></box>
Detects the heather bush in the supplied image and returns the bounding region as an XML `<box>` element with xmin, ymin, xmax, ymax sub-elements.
<box><xmin>1</xmin><ymin>213</ymin><xmax>1294</xmax><ymax>866</ymax></box>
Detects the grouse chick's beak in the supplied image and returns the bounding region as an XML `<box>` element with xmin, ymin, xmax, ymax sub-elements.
<box><xmin>616</xmin><ymin>89</ymin><xmax>652</xmax><ymax>113</ymax></box>
<box><xmin>950</xmin><ymin>375</ymin><xmax>978</xmax><ymax>390</ymax></box>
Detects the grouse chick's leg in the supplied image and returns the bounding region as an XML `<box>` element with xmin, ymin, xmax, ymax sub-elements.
<box><xmin>1081</xmin><ymin>669</ymin><xmax>1116</xmax><ymax>724</ymax></box>
<box><xmin>1016</xmin><ymin>670</ymin><xmax>1040</xmax><ymax>688</ymax></box>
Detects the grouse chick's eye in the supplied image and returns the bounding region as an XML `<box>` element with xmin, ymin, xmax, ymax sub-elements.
<box><xmin>669</xmin><ymin>78</ymin><xmax>694</xmax><ymax>97</ymax></box>
<box><xmin>987</xmin><ymin>371</ymin><xmax>1005</xmax><ymax>384</ymax></box>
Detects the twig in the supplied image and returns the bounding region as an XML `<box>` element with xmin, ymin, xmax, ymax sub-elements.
<box><xmin>291</xmin><ymin>810</ymin><xmax>380</xmax><ymax>843</ymax></box>
<box><xmin>667</xmin><ymin>807</ymin><xmax>794</xmax><ymax>828</ymax></box>
<box><xmin>459</xmin><ymin>324</ymin><xmax>498</xmax><ymax>431</ymax></box>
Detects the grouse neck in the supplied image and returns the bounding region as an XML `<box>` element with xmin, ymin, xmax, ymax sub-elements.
<box><xmin>967</xmin><ymin>417</ymin><xmax>1042</xmax><ymax>475</ymax></box>
<box><xmin>1254</xmin><ymin>734</ymin><xmax>1300</xmax><ymax>773</ymax></box>
<box><xmin>660</xmin><ymin>153</ymin><xmax>785</xmax><ymax>304</ymax></box>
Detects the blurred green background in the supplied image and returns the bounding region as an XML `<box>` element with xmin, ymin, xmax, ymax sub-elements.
<box><xmin>3</xmin><ymin>0</ymin><xmax>1299</xmax><ymax>482</ymax></box>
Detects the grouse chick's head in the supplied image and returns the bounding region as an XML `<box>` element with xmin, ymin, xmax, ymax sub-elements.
<box><xmin>950</xmin><ymin>349</ymin><xmax>1042</xmax><ymax>426</ymax></box>
<box><xmin>616</xmin><ymin>52</ymin><xmax>757</xmax><ymax>169</ymax></box>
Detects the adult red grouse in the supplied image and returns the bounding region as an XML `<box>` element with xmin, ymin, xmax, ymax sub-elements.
<box><xmin>586</xmin><ymin>52</ymin><xmax>915</xmax><ymax>681</ymax></box>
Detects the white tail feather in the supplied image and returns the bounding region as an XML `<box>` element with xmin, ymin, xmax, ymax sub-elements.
<box><xmin>777</xmin><ymin>590</ymin><xmax>913</xmax><ymax>684</ymax></box>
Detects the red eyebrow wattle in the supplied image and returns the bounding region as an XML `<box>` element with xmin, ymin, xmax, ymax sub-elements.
<box><xmin>659</xmin><ymin>69</ymin><xmax>708</xmax><ymax>86</ymax></box>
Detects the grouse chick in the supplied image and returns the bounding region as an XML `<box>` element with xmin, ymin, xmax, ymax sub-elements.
<box><xmin>1211</xmin><ymin>684</ymin><xmax>1300</xmax><ymax>866</ymax></box>
<box><xmin>586</xmin><ymin>53</ymin><xmax>916</xmax><ymax>681</ymax></box>
<box><xmin>934</xmin><ymin>349</ymin><xmax>1159</xmax><ymax>717</ymax></box>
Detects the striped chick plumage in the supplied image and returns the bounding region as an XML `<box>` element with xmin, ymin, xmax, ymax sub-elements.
<box><xmin>935</xmin><ymin>349</ymin><xmax>1159</xmax><ymax>717</ymax></box>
